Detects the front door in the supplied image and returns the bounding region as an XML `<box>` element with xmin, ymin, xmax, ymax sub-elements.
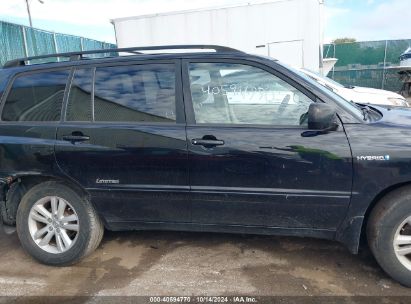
<box><xmin>184</xmin><ymin>60</ymin><xmax>353</xmax><ymax>230</ymax></box>
<box><xmin>55</xmin><ymin>61</ymin><xmax>190</xmax><ymax>224</ymax></box>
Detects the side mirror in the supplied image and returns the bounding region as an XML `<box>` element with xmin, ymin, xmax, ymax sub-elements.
<box><xmin>308</xmin><ymin>103</ymin><xmax>338</xmax><ymax>130</ymax></box>
<box><xmin>302</xmin><ymin>103</ymin><xmax>339</xmax><ymax>137</ymax></box>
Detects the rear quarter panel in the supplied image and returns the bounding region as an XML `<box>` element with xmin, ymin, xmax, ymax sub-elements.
<box><xmin>0</xmin><ymin>68</ymin><xmax>60</xmax><ymax>182</ymax></box>
<box><xmin>0</xmin><ymin>124</ymin><xmax>59</xmax><ymax>181</ymax></box>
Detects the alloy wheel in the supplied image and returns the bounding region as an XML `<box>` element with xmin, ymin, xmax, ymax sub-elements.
<box><xmin>394</xmin><ymin>215</ymin><xmax>411</xmax><ymax>271</ymax></box>
<box><xmin>28</xmin><ymin>196</ymin><xmax>79</xmax><ymax>254</ymax></box>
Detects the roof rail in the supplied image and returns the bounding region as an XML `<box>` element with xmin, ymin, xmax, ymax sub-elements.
<box><xmin>3</xmin><ymin>45</ymin><xmax>243</xmax><ymax>68</ymax></box>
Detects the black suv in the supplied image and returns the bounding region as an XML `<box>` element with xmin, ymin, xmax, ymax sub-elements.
<box><xmin>1</xmin><ymin>45</ymin><xmax>411</xmax><ymax>287</ymax></box>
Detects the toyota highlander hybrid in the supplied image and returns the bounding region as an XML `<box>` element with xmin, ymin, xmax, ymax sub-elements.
<box><xmin>0</xmin><ymin>45</ymin><xmax>411</xmax><ymax>287</ymax></box>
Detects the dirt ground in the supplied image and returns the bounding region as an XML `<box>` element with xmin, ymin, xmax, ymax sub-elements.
<box><xmin>1</xmin><ymin>224</ymin><xmax>411</xmax><ymax>302</ymax></box>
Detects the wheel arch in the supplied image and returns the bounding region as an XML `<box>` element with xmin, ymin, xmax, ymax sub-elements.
<box><xmin>0</xmin><ymin>173</ymin><xmax>90</xmax><ymax>226</ymax></box>
<box><xmin>336</xmin><ymin>181</ymin><xmax>411</xmax><ymax>254</ymax></box>
<box><xmin>362</xmin><ymin>182</ymin><xmax>411</xmax><ymax>239</ymax></box>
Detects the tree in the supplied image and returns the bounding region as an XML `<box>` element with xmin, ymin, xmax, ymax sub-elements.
<box><xmin>332</xmin><ymin>38</ymin><xmax>357</xmax><ymax>45</ymax></box>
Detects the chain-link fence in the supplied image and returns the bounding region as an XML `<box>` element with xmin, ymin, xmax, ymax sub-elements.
<box><xmin>324</xmin><ymin>39</ymin><xmax>411</xmax><ymax>93</ymax></box>
<box><xmin>0</xmin><ymin>20</ymin><xmax>116</xmax><ymax>67</ymax></box>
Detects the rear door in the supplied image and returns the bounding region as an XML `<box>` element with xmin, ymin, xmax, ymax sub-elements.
<box><xmin>55</xmin><ymin>60</ymin><xmax>190</xmax><ymax>224</ymax></box>
<box><xmin>183</xmin><ymin>59</ymin><xmax>353</xmax><ymax>230</ymax></box>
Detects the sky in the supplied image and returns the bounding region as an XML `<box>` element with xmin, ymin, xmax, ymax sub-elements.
<box><xmin>325</xmin><ymin>0</ymin><xmax>410</xmax><ymax>42</ymax></box>
<box><xmin>0</xmin><ymin>0</ymin><xmax>410</xmax><ymax>44</ymax></box>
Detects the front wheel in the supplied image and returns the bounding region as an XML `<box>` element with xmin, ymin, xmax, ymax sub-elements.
<box><xmin>368</xmin><ymin>187</ymin><xmax>411</xmax><ymax>287</ymax></box>
<box><xmin>16</xmin><ymin>181</ymin><xmax>104</xmax><ymax>266</ymax></box>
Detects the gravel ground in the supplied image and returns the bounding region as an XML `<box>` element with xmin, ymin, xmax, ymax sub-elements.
<box><xmin>0</xmin><ymin>225</ymin><xmax>411</xmax><ymax>303</ymax></box>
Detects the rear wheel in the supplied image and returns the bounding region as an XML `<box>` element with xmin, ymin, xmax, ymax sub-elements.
<box><xmin>16</xmin><ymin>181</ymin><xmax>103</xmax><ymax>266</ymax></box>
<box><xmin>368</xmin><ymin>187</ymin><xmax>411</xmax><ymax>287</ymax></box>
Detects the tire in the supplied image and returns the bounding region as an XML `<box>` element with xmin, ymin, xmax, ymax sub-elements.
<box><xmin>16</xmin><ymin>181</ymin><xmax>104</xmax><ymax>266</ymax></box>
<box><xmin>367</xmin><ymin>186</ymin><xmax>411</xmax><ymax>287</ymax></box>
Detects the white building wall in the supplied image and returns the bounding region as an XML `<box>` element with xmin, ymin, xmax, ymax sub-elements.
<box><xmin>112</xmin><ymin>0</ymin><xmax>323</xmax><ymax>71</ymax></box>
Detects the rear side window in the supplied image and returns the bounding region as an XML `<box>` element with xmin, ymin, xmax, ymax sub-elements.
<box><xmin>2</xmin><ymin>70</ymin><xmax>69</xmax><ymax>121</ymax></box>
<box><xmin>94</xmin><ymin>64</ymin><xmax>176</xmax><ymax>123</ymax></box>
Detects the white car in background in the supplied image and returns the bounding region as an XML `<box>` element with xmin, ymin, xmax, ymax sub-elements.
<box><xmin>300</xmin><ymin>69</ymin><xmax>409</xmax><ymax>107</ymax></box>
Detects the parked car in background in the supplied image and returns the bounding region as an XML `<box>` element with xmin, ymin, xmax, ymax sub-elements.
<box><xmin>300</xmin><ymin>68</ymin><xmax>409</xmax><ymax>107</ymax></box>
<box><xmin>2</xmin><ymin>45</ymin><xmax>411</xmax><ymax>288</ymax></box>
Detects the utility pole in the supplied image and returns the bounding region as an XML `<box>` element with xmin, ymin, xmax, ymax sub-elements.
<box><xmin>25</xmin><ymin>0</ymin><xmax>44</xmax><ymax>27</ymax></box>
<box><xmin>25</xmin><ymin>0</ymin><xmax>32</xmax><ymax>27</ymax></box>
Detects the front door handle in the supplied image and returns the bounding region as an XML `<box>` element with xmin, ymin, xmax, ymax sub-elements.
<box><xmin>62</xmin><ymin>133</ymin><xmax>90</xmax><ymax>142</ymax></box>
<box><xmin>191</xmin><ymin>139</ymin><xmax>225</xmax><ymax>147</ymax></box>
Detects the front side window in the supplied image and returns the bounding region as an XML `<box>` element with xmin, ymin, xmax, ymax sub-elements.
<box><xmin>94</xmin><ymin>64</ymin><xmax>176</xmax><ymax>123</ymax></box>
<box><xmin>189</xmin><ymin>63</ymin><xmax>313</xmax><ymax>126</ymax></box>
<box><xmin>2</xmin><ymin>70</ymin><xmax>69</xmax><ymax>121</ymax></box>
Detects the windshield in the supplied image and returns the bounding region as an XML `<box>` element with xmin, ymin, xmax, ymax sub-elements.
<box><xmin>276</xmin><ymin>62</ymin><xmax>364</xmax><ymax>119</ymax></box>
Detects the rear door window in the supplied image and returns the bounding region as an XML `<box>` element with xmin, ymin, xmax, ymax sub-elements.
<box><xmin>2</xmin><ymin>70</ymin><xmax>69</xmax><ymax>122</ymax></box>
<box><xmin>94</xmin><ymin>64</ymin><xmax>176</xmax><ymax>123</ymax></box>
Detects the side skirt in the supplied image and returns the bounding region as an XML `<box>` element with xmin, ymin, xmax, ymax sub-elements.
<box><xmin>105</xmin><ymin>221</ymin><xmax>336</xmax><ymax>241</ymax></box>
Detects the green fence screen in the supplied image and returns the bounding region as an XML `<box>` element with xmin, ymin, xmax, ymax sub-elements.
<box><xmin>324</xmin><ymin>39</ymin><xmax>411</xmax><ymax>93</ymax></box>
<box><xmin>0</xmin><ymin>21</ymin><xmax>26</xmax><ymax>66</ymax></box>
<box><xmin>0</xmin><ymin>20</ymin><xmax>116</xmax><ymax>66</ymax></box>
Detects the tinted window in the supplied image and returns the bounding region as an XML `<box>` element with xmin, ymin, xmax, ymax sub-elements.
<box><xmin>66</xmin><ymin>68</ymin><xmax>93</xmax><ymax>121</ymax></box>
<box><xmin>2</xmin><ymin>70</ymin><xmax>69</xmax><ymax>121</ymax></box>
<box><xmin>189</xmin><ymin>63</ymin><xmax>313</xmax><ymax>126</ymax></box>
<box><xmin>94</xmin><ymin>64</ymin><xmax>176</xmax><ymax>122</ymax></box>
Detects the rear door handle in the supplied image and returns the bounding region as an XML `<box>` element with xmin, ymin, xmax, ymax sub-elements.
<box><xmin>62</xmin><ymin>134</ymin><xmax>90</xmax><ymax>142</ymax></box>
<box><xmin>191</xmin><ymin>139</ymin><xmax>225</xmax><ymax>147</ymax></box>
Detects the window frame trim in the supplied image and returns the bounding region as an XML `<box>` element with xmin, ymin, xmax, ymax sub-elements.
<box><xmin>182</xmin><ymin>58</ymin><xmax>320</xmax><ymax>129</ymax></box>
<box><xmin>63</xmin><ymin>67</ymin><xmax>95</xmax><ymax>123</ymax></box>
